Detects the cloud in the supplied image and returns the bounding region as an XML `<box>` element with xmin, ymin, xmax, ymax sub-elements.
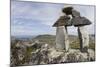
<box><xmin>11</xmin><ymin>0</ymin><xmax>95</xmax><ymax>36</ymax></box>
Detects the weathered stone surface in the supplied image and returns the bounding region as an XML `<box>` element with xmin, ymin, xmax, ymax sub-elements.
<box><xmin>53</xmin><ymin>16</ymin><xmax>71</xmax><ymax>27</ymax></box>
<box><xmin>61</xmin><ymin>7</ymin><xmax>92</xmax><ymax>26</ymax></box>
<box><xmin>11</xmin><ymin>41</ymin><xmax>95</xmax><ymax>66</ymax></box>
<box><xmin>56</xmin><ymin>26</ymin><xmax>69</xmax><ymax>51</ymax></box>
<box><xmin>72</xmin><ymin>9</ymin><xmax>80</xmax><ymax>17</ymax></box>
<box><xmin>78</xmin><ymin>26</ymin><xmax>89</xmax><ymax>52</ymax></box>
<box><xmin>88</xmin><ymin>49</ymin><xmax>95</xmax><ymax>61</ymax></box>
<box><xmin>72</xmin><ymin>17</ymin><xmax>92</xmax><ymax>26</ymax></box>
<box><xmin>64</xmin><ymin>27</ymin><xmax>70</xmax><ymax>51</ymax></box>
<box><xmin>62</xmin><ymin>7</ymin><xmax>73</xmax><ymax>15</ymax></box>
<box><xmin>31</xmin><ymin>48</ymin><xmax>95</xmax><ymax>64</ymax></box>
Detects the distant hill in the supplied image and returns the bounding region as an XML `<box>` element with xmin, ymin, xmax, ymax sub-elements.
<box><xmin>34</xmin><ymin>34</ymin><xmax>55</xmax><ymax>39</ymax></box>
<box><xmin>11</xmin><ymin>34</ymin><xmax>95</xmax><ymax>49</ymax></box>
<box><xmin>33</xmin><ymin>34</ymin><xmax>56</xmax><ymax>46</ymax></box>
<box><xmin>11</xmin><ymin>35</ymin><xmax>36</xmax><ymax>41</ymax></box>
<box><xmin>11</xmin><ymin>34</ymin><xmax>95</xmax><ymax>42</ymax></box>
<box><xmin>33</xmin><ymin>34</ymin><xmax>95</xmax><ymax>42</ymax></box>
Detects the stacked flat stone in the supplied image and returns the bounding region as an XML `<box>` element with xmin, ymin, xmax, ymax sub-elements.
<box><xmin>53</xmin><ymin>15</ymin><xmax>71</xmax><ymax>51</ymax></box>
<box><xmin>53</xmin><ymin>15</ymin><xmax>71</xmax><ymax>27</ymax></box>
<box><xmin>53</xmin><ymin>6</ymin><xmax>92</xmax><ymax>52</ymax></box>
<box><xmin>62</xmin><ymin>7</ymin><xmax>92</xmax><ymax>26</ymax></box>
<box><xmin>62</xmin><ymin>7</ymin><xmax>92</xmax><ymax>52</ymax></box>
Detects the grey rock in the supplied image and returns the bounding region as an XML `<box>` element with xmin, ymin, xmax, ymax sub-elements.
<box><xmin>53</xmin><ymin>16</ymin><xmax>71</xmax><ymax>27</ymax></box>
<box><xmin>55</xmin><ymin>26</ymin><xmax>69</xmax><ymax>51</ymax></box>
<box><xmin>71</xmin><ymin>17</ymin><xmax>92</xmax><ymax>26</ymax></box>
<box><xmin>11</xmin><ymin>43</ymin><xmax>95</xmax><ymax>66</ymax></box>
<box><xmin>72</xmin><ymin>9</ymin><xmax>80</xmax><ymax>17</ymax></box>
<box><xmin>62</xmin><ymin>7</ymin><xmax>73</xmax><ymax>15</ymax></box>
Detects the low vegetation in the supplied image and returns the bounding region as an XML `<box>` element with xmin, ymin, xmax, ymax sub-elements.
<box><xmin>11</xmin><ymin>34</ymin><xmax>95</xmax><ymax>66</ymax></box>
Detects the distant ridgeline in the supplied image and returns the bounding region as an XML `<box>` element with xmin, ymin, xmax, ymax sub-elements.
<box><xmin>11</xmin><ymin>34</ymin><xmax>95</xmax><ymax>41</ymax></box>
<box><xmin>11</xmin><ymin>34</ymin><xmax>95</xmax><ymax>49</ymax></box>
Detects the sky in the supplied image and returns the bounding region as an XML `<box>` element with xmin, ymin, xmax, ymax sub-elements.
<box><xmin>11</xmin><ymin>0</ymin><xmax>95</xmax><ymax>36</ymax></box>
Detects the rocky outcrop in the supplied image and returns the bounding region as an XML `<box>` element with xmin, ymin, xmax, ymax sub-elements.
<box><xmin>11</xmin><ymin>42</ymin><xmax>95</xmax><ymax>66</ymax></box>
<box><xmin>26</xmin><ymin>44</ymin><xmax>95</xmax><ymax>65</ymax></box>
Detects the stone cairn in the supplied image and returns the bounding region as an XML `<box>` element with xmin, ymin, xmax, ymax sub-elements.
<box><xmin>11</xmin><ymin>6</ymin><xmax>94</xmax><ymax>67</ymax></box>
<box><xmin>53</xmin><ymin>6</ymin><xmax>92</xmax><ymax>52</ymax></box>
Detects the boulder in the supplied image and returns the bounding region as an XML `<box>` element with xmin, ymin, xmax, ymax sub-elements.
<box><xmin>71</xmin><ymin>17</ymin><xmax>92</xmax><ymax>26</ymax></box>
<box><xmin>62</xmin><ymin>7</ymin><xmax>73</xmax><ymax>15</ymax></box>
<box><xmin>53</xmin><ymin>15</ymin><xmax>72</xmax><ymax>27</ymax></box>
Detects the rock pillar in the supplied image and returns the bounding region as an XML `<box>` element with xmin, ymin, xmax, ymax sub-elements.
<box><xmin>56</xmin><ymin>26</ymin><xmax>69</xmax><ymax>51</ymax></box>
<box><xmin>78</xmin><ymin>26</ymin><xmax>89</xmax><ymax>52</ymax></box>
